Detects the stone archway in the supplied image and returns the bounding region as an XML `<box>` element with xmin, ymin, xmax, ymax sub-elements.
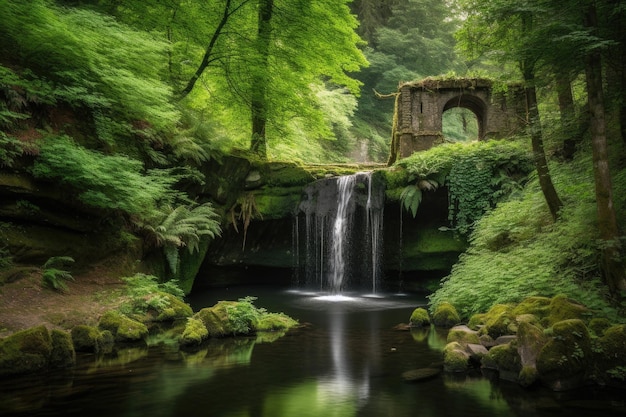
<box><xmin>389</xmin><ymin>78</ymin><xmax>526</xmax><ymax>164</ymax></box>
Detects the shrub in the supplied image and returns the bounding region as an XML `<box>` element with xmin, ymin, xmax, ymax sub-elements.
<box><xmin>41</xmin><ymin>256</ymin><xmax>74</xmax><ymax>292</ymax></box>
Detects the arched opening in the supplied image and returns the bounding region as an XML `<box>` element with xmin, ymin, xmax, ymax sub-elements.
<box><xmin>442</xmin><ymin>95</ymin><xmax>487</xmax><ymax>142</ymax></box>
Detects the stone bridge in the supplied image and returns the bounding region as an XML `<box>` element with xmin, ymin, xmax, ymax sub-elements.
<box><xmin>389</xmin><ymin>78</ymin><xmax>526</xmax><ymax>163</ymax></box>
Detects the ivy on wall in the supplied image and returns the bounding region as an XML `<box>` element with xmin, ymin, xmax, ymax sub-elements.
<box><xmin>396</xmin><ymin>139</ymin><xmax>534</xmax><ymax>235</ymax></box>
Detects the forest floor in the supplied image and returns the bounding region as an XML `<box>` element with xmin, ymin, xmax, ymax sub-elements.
<box><xmin>0</xmin><ymin>258</ymin><xmax>127</xmax><ymax>338</ymax></box>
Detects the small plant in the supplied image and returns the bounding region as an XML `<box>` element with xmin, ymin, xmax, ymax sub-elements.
<box><xmin>41</xmin><ymin>256</ymin><xmax>75</xmax><ymax>292</ymax></box>
<box><xmin>120</xmin><ymin>273</ymin><xmax>185</xmax><ymax>315</ymax></box>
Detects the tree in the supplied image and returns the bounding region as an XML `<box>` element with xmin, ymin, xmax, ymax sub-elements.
<box><xmin>456</xmin><ymin>0</ymin><xmax>563</xmax><ymax>220</ymax></box>
<box><xmin>582</xmin><ymin>1</ymin><xmax>626</xmax><ymax>295</ymax></box>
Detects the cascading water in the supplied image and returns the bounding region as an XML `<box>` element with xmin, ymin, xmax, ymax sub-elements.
<box><xmin>294</xmin><ymin>172</ymin><xmax>385</xmax><ymax>294</ymax></box>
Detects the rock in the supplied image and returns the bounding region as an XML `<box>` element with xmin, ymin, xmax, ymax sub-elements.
<box><xmin>477</xmin><ymin>304</ymin><xmax>515</xmax><ymax>339</ymax></box>
<box><xmin>482</xmin><ymin>341</ymin><xmax>522</xmax><ymax>383</ymax></box>
<box><xmin>443</xmin><ymin>341</ymin><xmax>470</xmax><ymax>372</ymax></box>
<box><xmin>402</xmin><ymin>367</ymin><xmax>441</xmax><ymax>382</ymax></box>
<box><xmin>71</xmin><ymin>324</ymin><xmax>113</xmax><ymax>353</ymax></box>
<box><xmin>432</xmin><ymin>302</ymin><xmax>460</xmax><ymax>328</ymax></box>
<box><xmin>590</xmin><ymin>324</ymin><xmax>626</xmax><ymax>386</ymax></box>
<box><xmin>180</xmin><ymin>317</ymin><xmax>209</xmax><ymax>347</ymax></box>
<box><xmin>98</xmin><ymin>311</ymin><xmax>148</xmax><ymax>343</ymax></box>
<box><xmin>466</xmin><ymin>343</ymin><xmax>488</xmax><ymax>361</ymax></box>
<box><xmin>0</xmin><ymin>325</ymin><xmax>52</xmax><ymax>376</ymax></box>
<box><xmin>447</xmin><ymin>325</ymin><xmax>480</xmax><ymax>345</ymax></box>
<box><xmin>494</xmin><ymin>335</ymin><xmax>517</xmax><ymax>345</ymax></box>
<box><xmin>536</xmin><ymin>319</ymin><xmax>591</xmax><ymax>391</ymax></box>
<box><xmin>409</xmin><ymin>307</ymin><xmax>430</xmax><ymax>328</ymax></box>
<box><xmin>50</xmin><ymin>329</ymin><xmax>75</xmax><ymax>369</ymax></box>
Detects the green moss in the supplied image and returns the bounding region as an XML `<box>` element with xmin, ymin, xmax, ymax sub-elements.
<box><xmin>482</xmin><ymin>341</ymin><xmax>521</xmax><ymax>376</ymax></box>
<box><xmin>593</xmin><ymin>324</ymin><xmax>626</xmax><ymax>383</ymax></box>
<box><xmin>443</xmin><ymin>341</ymin><xmax>470</xmax><ymax>372</ymax></box>
<box><xmin>536</xmin><ymin>319</ymin><xmax>591</xmax><ymax>381</ymax></box>
<box><xmin>180</xmin><ymin>317</ymin><xmax>209</xmax><ymax>347</ymax></box>
<box><xmin>98</xmin><ymin>310</ymin><xmax>148</xmax><ymax>343</ymax></box>
<box><xmin>511</xmin><ymin>296</ymin><xmax>552</xmax><ymax>318</ymax></box>
<box><xmin>467</xmin><ymin>313</ymin><xmax>486</xmax><ymax>330</ymax></box>
<box><xmin>588</xmin><ymin>318</ymin><xmax>612</xmax><ymax>337</ymax></box>
<box><xmin>152</xmin><ymin>292</ymin><xmax>193</xmax><ymax>321</ymax></box>
<box><xmin>71</xmin><ymin>324</ymin><xmax>109</xmax><ymax>353</ymax></box>
<box><xmin>409</xmin><ymin>307</ymin><xmax>431</xmax><ymax>327</ymax></box>
<box><xmin>431</xmin><ymin>302</ymin><xmax>460</xmax><ymax>328</ymax></box>
<box><xmin>193</xmin><ymin>306</ymin><xmax>229</xmax><ymax>337</ymax></box>
<box><xmin>519</xmin><ymin>365</ymin><xmax>538</xmax><ymax>387</ymax></box>
<box><xmin>0</xmin><ymin>325</ymin><xmax>52</xmax><ymax>376</ymax></box>
<box><xmin>50</xmin><ymin>329</ymin><xmax>75</xmax><ymax>368</ymax></box>
<box><xmin>255</xmin><ymin>313</ymin><xmax>298</xmax><ymax>331</ymax></box>
<box><xmin>446</xmin><ymin>327</ymin><xmax>480</xmax><ymax>345</ymax></box>
<box><xmin>543</xmin><ymin>294</ymin><xmax>590</xmax><ymax>327</ymax></box>
<box><xmin>253</xmin><ymin>189</ymin><xmax>302</xmax><ymax>219</ymax></box>
<box><xmin>477</xmin><ymin>304</ymin><xmax>515</xmax><ymax>339</ymax></box>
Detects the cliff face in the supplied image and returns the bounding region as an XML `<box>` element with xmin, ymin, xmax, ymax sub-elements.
<box><xmin>1</xmin><ymin>152</ymin><xmax>466</xmax><ymax>291</ymax></box>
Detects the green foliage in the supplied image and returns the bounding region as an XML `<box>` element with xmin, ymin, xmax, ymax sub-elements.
<box><xmin>31</xmin><ymin>135</ymin><xmax>182</xmax><ymax>216</ymax></box>
<box><xmin>428</xmin><ymin>152</ymin><xmax>622</xmax><ymax>321</ymax></box>
<box><xmin>41</xmin><ymin>256</ymin><xmax>74</xmax><ymax>292</ymax></box>
<box><xmin>0</xmin><ymin>1</ymin><xmax>178</xmax><ymax>136</ymax></box>
<box><xmin>119</xmin><ymin>273</ymin><xmax>186</xmax><ymax>316</ymax></box>
<box><xmin>226</xmin><ymin>296</ymin><xmax>264</xmax><ymax>335</ymax></box>
<box><xmin>396</xmin><ymin>140</ymin><xmax>534</xmax><ymax>232</ymax></box>
<box><xmin>141</xmin><ymin>203</ymin><xmax>222</xmax><ymax>274</ymax></box>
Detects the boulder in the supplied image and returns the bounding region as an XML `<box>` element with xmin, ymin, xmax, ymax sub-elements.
<box><xmin>409</xmin><ymin>307</ymin><xmax>430</xmax><ymax>328</ymax></box>
<box><xmin>482</xmin><ymin>341</ymin><xmax>522</xmax><ymax>383</ymax></box>
<box><xmin>443</xmin><ymin>341</ymin><xmax>470</xmax><ymax>372</ymax></box>
<box><xmin>402</xmin><ymin>367</ymin><xmax>441</xmax><ymax>382</ymax></box>
<box><xmin>536</xmin><ymin>319</ymin><xmax>591</xmax><ymax>391</ymax></box>
<box><xmin>98</xmin><ymin>311</ymin><xmax>148</xmax><ymax>343</ymax></box>
<box><xmin>432</xmin><ymin>302</ymin><xmax>460</xmax><ymax>328</ymax></box>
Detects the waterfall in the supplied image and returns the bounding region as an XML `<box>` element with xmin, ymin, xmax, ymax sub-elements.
<box><xmin>295</xmin><ymin>172</ymin><xmax>384</xmax><ymax>294</ymax></box>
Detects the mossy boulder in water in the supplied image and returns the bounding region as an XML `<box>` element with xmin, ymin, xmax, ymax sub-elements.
<box><xmin>431</xmin><ymin>302</ymin><xmax>460</xmax><ymax>328</ymax></box>
<box><xmin>149</xmin><ymin>292</ymin><xmax>194</xmax><ymax>321</ymax></box>
<box><xmin>409</xmin><ymin>307</ymin><xmax>430</xmax><ymax>328</ymax></box>
<box><xmin>443</xmin><ymin>341</ymin><xmax>470</xmax><ymax>372</ymax></box>
<box><xmin>71</xmin><ymin>324</ymin><xmax>114</xmax><ymax>353</ymax></box>
<box><xmin>592</xmin><ymin>324</ymin><xmax>626</xmax><ymax>386</ymax></box>
<box><xmin>0</xmin><ymin>325</ymin><xmax>75</xmax><ymax>376</ymax></box>
<box><xmin>180</xmin><ymin>317</ymin><xmax>209</xmax><ymax>347</ymax></box>
<box><xmin>256</xmin><ymin>313</ymin><xmax>298</xmax><ymax>331</ymax></box>
<box><xmin>98</xmin><ymin>311</ymin><xmax>148</xmax><ymax>343</ymax></box>
<box><xmin>477</xmin><ymin>304</ymin><xmax>515</xmax><ymax>339</ymax></box>
<box><xmin>482</xmin><ymin>340</ymin><xmax>522</xmax><ymax>383</ymax></box>
<box><xmin>536</xmin><ymin>319</ymin><xmax>591</xmax><ymax>391</ymax></box>
<box><xmin>446</xmin><ymin>325</ymin><xmax>480</xmax><ymax>345</ymax></box>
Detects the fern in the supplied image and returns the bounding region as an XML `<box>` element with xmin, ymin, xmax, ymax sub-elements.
<box><xmin>41</xmin><ymin>256</ymin><xmax>75</xmax><ymax>292</ymax></box>
<box><xmin>142</xmin><ymin>203</ymin><xmax>222</xmax><ymax>274</ymax></box>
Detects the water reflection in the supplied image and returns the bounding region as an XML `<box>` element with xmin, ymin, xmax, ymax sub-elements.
<box><xmin>2</xmin><ymin>288</ymin><xmax>625</xmax><ymax>417</ymax></box>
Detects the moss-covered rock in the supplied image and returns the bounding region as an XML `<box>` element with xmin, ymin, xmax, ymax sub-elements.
<box><xmin>431</xmin><ymin>302</ymin><xmax>460</xmax><ymax>328</ymax></box>
<box><xmin>446</xmin><ymin>325</ymin><xmax>480</xmax><ymax>345</ymax></box>
<box><xmin>180</xmin><ymin>317</ymin><xmax>209</xmax><ymax>347</ymax></box>
<box><xmin>482</xmin><ymin>341</ymin><xmax>521</xmax><ymax>383</ymax></box>
<box><xmin>0</xmin><ymin>325</ymin><xmax>52</xmax><ymax>376</ymax></box>
<box><xmin>149</xmin><ymin>292</ymin><xmax>193</xmax><ymax>321</ymax></box>
<box><xmin>71</xmin><ymin>324</ymin><xmax>113</xmax><ymax>353</ymax></box>
<box><xmin>98</xmin><ymin>311</ymin><xmax>148</xmax><ymax>343</ymax></box>
<box><xmin>592</xmin><ymin>324</ymin><xmax>626</xmax><ymax>386</ymax></box>
<box><xmin>467</xmin><ymin>312</ymin><xmax>486</xmax><ymax>331</ymax></box>
<box><xmin>255</xmin><ymin>313</ymin><xmax>298</xmax><ymax>331</ymax></box>
<box><xmin>50</xmin><ymin>329</ymin><xmax>75</xmax><ymax>368</ymax></box>
<box><xmin>476</xmin><ymin>304</ymin><xmax>515</xmax><ymax>339</ymax></box>
<box><xmin>588</xmin><ymin>317</ymin><xmax>612</xmax><ymax>337</ymax></box>
<box><xmin>536</xmin><ymin>319</ymin><xmax>591</xmax><ymax>391</ymax></box>
<box><xmin>543</xmin><ymin>295</ymin><xmax>590</xmax><ymax>327</ymax></box>
<box><xmin>443</xmin><ymin>341</ymin><xmax>470</xmax><ymax>372</ymax></box>
<box><xmin>511</xmin><ymin>296</ymin><xmax>552</xmax><ymax>318</ymax></box>
<box><xmin>409</xmin><ymin>307</ymin><xmax>430</xmax><ymax>328</ymax></box>
<box><xmin>193</xmin><ymin>303</ymin><xmax>232</xmax><ymax>337</ymax></box>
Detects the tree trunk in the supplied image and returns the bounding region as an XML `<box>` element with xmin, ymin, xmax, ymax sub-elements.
<box><xmin>584</xmin><ymin>3</ymin><xmax>626</xmax><ymax>296</ymax></box>
<box><xmin>523</xmin><ymin>72</ymin><xmax>563</xmax><ymax>220</ymax></box>
<box><xmin>249</xmin><ymin>0</ymin><xmax>273</xmax><ymax>159</ymax></box>
<box><xmin>555</xmin><ymin>73</ymin><xmax>578</xmax><ymax>159</ymax></box>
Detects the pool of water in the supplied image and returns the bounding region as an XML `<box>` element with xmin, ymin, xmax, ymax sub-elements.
<box><xmin>1</xmin><ymin>285</ymin><xmax>624</xmax><ymax>417</ymax></box>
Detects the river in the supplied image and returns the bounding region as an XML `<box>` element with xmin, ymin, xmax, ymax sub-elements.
<box><xmin>0</xmin><ymin>285</ymin><xmax>624</xmax><ymax>416</ymax></box>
